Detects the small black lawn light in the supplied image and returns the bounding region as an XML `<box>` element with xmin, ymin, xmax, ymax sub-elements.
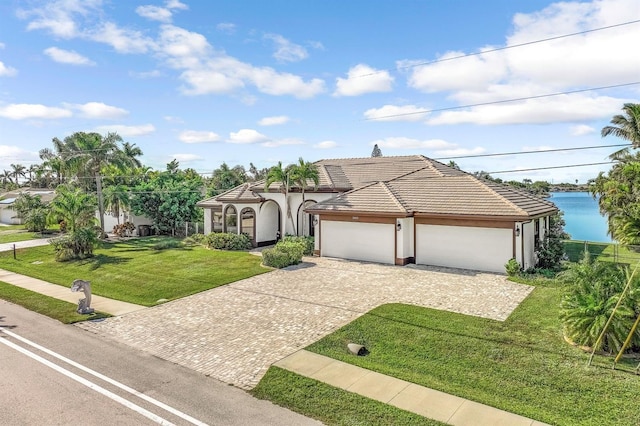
<box><xmin>347</xmin><ymin>343</ymin><xmax>367</xmax><ymax>356</ymax></box>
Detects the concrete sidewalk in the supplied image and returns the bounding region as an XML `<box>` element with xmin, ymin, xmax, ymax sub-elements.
<box><xmin>0</xmin><ymin>238</ymin><xmax>51</xmax><ymax>252</ymax></box>
<box><xmin>275</xmin><ymin>350</ymin><xmax>549</xmax><ymax>426</ymax></box>
<box><xmin>0</xmin><ymin>268</ymin><xmax>146</xmax><ymax>316</ymax></box>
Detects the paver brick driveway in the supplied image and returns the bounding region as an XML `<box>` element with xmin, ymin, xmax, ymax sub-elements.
<box><xmin>77</xmin><ymin>257</ymin><xmax>533</xmax><ymax>389</ymax></box>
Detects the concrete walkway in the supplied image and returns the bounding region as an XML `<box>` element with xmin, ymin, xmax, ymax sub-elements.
<box><xmin>276</xmin><ymin>350</ymin><xmax>549</xmax><ymax>426</ymax></box>
<box><xmin>0</xmin><ymin>269</ymin><xmax>145</xmax><ymax>316</ymax></box>
<box><xmin>0</xmin><ymin>238</ymin><xmax>51</xmax><ymax>252</ymax></box>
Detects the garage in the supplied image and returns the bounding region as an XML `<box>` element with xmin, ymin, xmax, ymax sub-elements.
<box><xmin>321</xmin><ymin>220</ymin><xmax>395</xmax><ymax>264</ymax></box>
<box><xmin>416</xmin><ymin>223</ymin><xmax>513</xmax><ymax>273</ymax></box>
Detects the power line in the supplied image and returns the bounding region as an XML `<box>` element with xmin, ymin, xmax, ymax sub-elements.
<box><xmin>363</xmin><ymin>81</ymin><xmax>640</xmax><ymax>121</ymax></box>
<box><xmin>434</xmin><ymin>143</ymin><xmax>632</xmax><ymax>160</ymax></box>
<box><xmin>356</xmin><ymin>19</ymin><xmax>640</xmax><ymax>78</ymax></box>
<box><xmin>488</xmin><ymin>161</ymin><xmax>613</xmax><ymax>175</ymax></box>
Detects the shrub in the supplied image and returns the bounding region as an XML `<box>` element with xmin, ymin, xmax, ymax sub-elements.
<box><xmin>205</xmin><ymin>232</ymin><xmax>251</xmax><ymax>250</ymax></box>
<box><xmin>262</xmin><ymin>240</ymin><xmax>305</xmax><ymax>268</ymax></box>
<box><xmin>505</xmin><ymin>258</ymin><xmax>521</xmax><ymax>276</ymax></box>
<box><xmin>49</xmin><ymin>227</ymin><xmax>98</xmax><ymax>261</ymax></box>
<box><xmin>282</xmin><ymin>235</ymin><xmax>314</xmax><ymax>256</ymax></box>
<box><xmin>24</xmin><ymin>207</ymin><xmax>48</xmax><ymax>233</ymax></box>
<box><xmin>112</xmin><ymin>222</ymin><xmax>135</xmax><ymax>237</ymax></box>
<box><xmin>183</xmin><ymin>233</ymin><xmax>207</xmax><ymax>246</ymax></box>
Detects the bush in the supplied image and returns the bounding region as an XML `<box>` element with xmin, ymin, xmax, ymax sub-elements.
<box><xmin>49</xmin><ymin>227</ymin><xmax>98</xmax><ymax>261</ymax></box>
<box><xmin>152</xmin><ymin>239</ymin><xmax>183</xmax><ymax>250</ymax></box>
<box><xmin>262</xmin><ymin>240</ymin><xmax>305</xmax><ymax>268</ymax></box>
<box><xmin>505</xmin><ymin>258</ymin><xmax>521</xmax><ymax>276</ymax></box>
<box><xmin>282</xmin><ymin>235</ymin><xmax>314</xmax><ymax>256</ymax></box>
<box><xmin>205</xmin><ymin>232</ymin><xmax>251</xmax><ymax>250</ymax></box>
<box><xmin>24</xmin><ymin>207</ymin><xmax>48</xmax><ymax>233</ymax></box>
<box><xmin>183</xmin><ymin>233</ymin><xmax>207</xmax><ymax>246</ymax></box>
<box><xmin>112</xmin><ymin>222</ymin><xmax>135</xmax><ymax>237</ymax></box>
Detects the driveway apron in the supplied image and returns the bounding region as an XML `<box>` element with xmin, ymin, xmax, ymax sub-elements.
<box><xmin>77</xmin><ymin>257</ymin><xmax>533</xmax><ymax>389</ymax></box>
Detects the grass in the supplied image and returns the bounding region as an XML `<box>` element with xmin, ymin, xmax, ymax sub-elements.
<box><xmin>0</xmin><ymin>280</ymin><xmax>111</xmax><ymax>323</ymax></box>
<box><xmin>292</xmin><ymin>284</ymin><xmax>640</xmax><ymax>426</ymax></box>
<box><xmin>0</xmin><ymin>229</ymin><xmax>53</xmax><ymax>244</ymax></box>
<box><xmin>251</xmin><ymin>367</ymin><xmax>445</xmax><ymax>426</ymax></box>
<box><xmin>0</xmin><ymin>237</ymin><xmax>270</xmax><ymax>306</ymax></box>
<box><xmin>564</xmin><ymin>240</ymin><xmax>640</xmax><ymax>265</ymax></box>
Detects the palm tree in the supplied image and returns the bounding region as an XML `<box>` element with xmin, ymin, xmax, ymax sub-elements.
<box><xmin>1</xmin><ymin>170</ymin><xmax>13</xmax><ymax>188</ymax></box>
<box><xmin>291</xmin><ymin>157</ymin><xmax>319</xmax><ymax>236</ymax></box>
<box><xmin>103</xmin><ymin>184</ymin><xmax>130</xmax><ymax>225</ymax></box>
<box><xmin>121</xmin><ymin>142</ymin><xmax>144</xmax><ymax>168</ymax></box>
<box><xmin>265</xmin><ymin>162</ymin><xmax>296</xmax><ymax>237</ymax></box>
<box><xmin>53</xmin><ymin>132</ymin><xmax>137</xmax><ymax>232</ymax></box>
<box><xmin>48</xmin><ymin>185</ymin><xmax>97</xmax><ymax>233</ymax></box>
<box><xmin>602</xmin><ymin>103</ymin><xmax>640</xmax><ymax>159</ymax></box>
<box><xmin>10</xmin><ymin>163</ymin><xmax>26</xmax><ymax>187</ymax></box>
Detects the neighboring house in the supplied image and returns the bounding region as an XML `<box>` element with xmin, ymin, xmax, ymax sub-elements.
<box><xmin>99</xmin><ymin>210</ymin><xmax>154</xmax><ymax>235</ymax></box>
<box><xmin>0</xmin><ymin>188</ymin><xmax>56</xmax><ymax>225</ymax></box>
<box><xmin>197</xmin><ymin>155</ymin><xmax>558</xmax><ymax>273</ymax></box>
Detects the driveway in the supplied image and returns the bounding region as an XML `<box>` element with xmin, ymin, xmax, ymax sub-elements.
<box><xmin>77</xmin><ymin>257</ymin><xmax>533</xmax><ymax>389</ymax></box>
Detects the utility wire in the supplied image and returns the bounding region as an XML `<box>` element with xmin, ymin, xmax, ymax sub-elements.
<box><xmin>434</xmin><ymin>143</ymin><xmax>632</xmax><ymax>160</ymax></box>
<box><xmin>488</xmin><ymin>161</ymin><xmax>613</xmax><ymax>175</ymax></box>
<box><xmin>356</xmin><ymin>19</ymin><xmax>640</xmax><ymax>78</ymax></box>
<box><xmin>363</xmin><ymin>81</ymin><xmax>640</xmax><ymax>121</ymax></box>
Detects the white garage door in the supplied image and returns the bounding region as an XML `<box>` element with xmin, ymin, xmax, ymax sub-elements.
<box><xmin>321</xmin><ymin>221</ymin><xmax>395</xmax><ymax>264</ymax></box>
<box><xmin>416</xmin><ymin>224</ymin><xmax>512</xmax><ymax>273</ymax></box>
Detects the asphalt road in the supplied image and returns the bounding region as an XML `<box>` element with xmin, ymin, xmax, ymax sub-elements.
<box><xmin>0</xmin><ymin>301</ymin><xmax>322</xmax><ymax>425</ymax></box>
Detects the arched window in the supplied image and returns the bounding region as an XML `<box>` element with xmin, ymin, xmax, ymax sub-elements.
<box><xmin>224</xmin><ymin>205</ymin><xmax>237</xmax><ymax>234</ymax></box>
<box><xmin>240</xmin><ymin>207</ymin><xmax>256</xmax><ymax>245</ymax></box>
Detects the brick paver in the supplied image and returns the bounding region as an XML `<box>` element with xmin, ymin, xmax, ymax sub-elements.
<box><xmin>77</xmin><ymin>257</ymin><xmax>532</xmax><ymax>389</ymax></box>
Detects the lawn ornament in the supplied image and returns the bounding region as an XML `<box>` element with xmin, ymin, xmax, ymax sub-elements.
<box><xmin>71</xmin><ymin>279</ymin><xmax>95</xmax><ymax>314</ymax></box>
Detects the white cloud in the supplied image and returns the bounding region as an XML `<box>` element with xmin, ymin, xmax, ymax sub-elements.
<box><xmin>179</xmin><ymin>130</ymin><xmax>220</xmax><ymax>143</ymax></box>
<box><xmin>372</xmin><ymin>137</ymin><xmax>455</xmax><ymax>150</ymax></box>
<box><xmin>308</xmin><ymin>41</ymin><xmax>324</xmax><ymax>50</ymax></box>
<box><xmin>44</xmin><ymin>47</ymin><xmax>95</xmax><ymax>65</ymax></box>
<box><xmin>427</xmin><ymin>94</ymin><xmax>627</xmax><ymax>125</ymax></box>
<box><xmin>570</xmin><ymin>124</ymin><xmax>596</xmax><ymax>136</ymax></box>
<box><xmin>130</xmin><ymin>70</ymin><xmax>162</xmax><ymax>78</ymax></box>
<box><xmin>522</xmin><ymin>145</ymin><xmax>556</xmax><ymax>152</ymax></box>
<box><xmin>314</xmin><ymin>140</ymin><xmax>337</xmax><ymax>149</ymax></box>
<box><xmin>164</xmin><ymin>115</ymin><xmax>184</xmax><ymax>123</ymax></box>
<box><xmin>216</xmin><ymin>23</ymin><xmax>236</xmax><ymax>34</ymax></box>
<box><xmin>258</xmin><ymin>115</ymin><xmax>290</xmax><ymax>126</ymax></box>
<box><xmin>136</xmin><ymin>5</ymin><xmax>173</xmax><ymax>23</ymax></box>
<box><xmin>171</xmin><ymin>153</ymin><xmax>203</xmax><ymax>163</ymax></box>
<box><xmin>0</xmin><ymin>145</ymin><xmax>38</xmax><ymax>168</ymax></box>
<box><xmin>264</xmin><ymin>33</ymin><xmax>308</xmax><ymax>62</ymax></box>
<box><xmin>94</xmin><ymin>124</ymin><xmax>156</xmax><ymax>136</ymax></box>
<box><xmin>0</xmin><ymin>103</ymin><xmax>72</xmax><ymax>120</ymax></box>
<box><xmin>90</xmin><ymin>22</ymin><xmax>155</xmax><ymax>54</ymax></box>
<box><xmin>334</xmin><ymin>64</ymin><xmax>394</xmax><ymax>97</ymax></box>
<box><xmin>0</xmin><ymin>61</ymin><xmax>17</xmax><ymax>77</ymax></box>
<box><xmin>364</xmin><ymin>104</ymin><xmax>428</xmax><ymax>122</ymax></box>
<box><xmin>17</xmin><ymin>0</ymin><xmax>102</xmax><ymax>39</ymax></box>
<box><xmin>64</xmin><ymin>102</ymin><xmax>128</xmax><ymax>119</ymax></box>
<box><xmin>228</xmin><ymin>129</ymin><xmax>268</xmax><ymax>144</ymax></box>
<box><xmin>262</xmin><ymin>138</ymin><xmax>304</xmax><ymax>148</ymax></box>
<box><xmin>404</xmin><ymin>0</ymin><xmax>640</xmax><ymax>125</ymax></box>
<box><xmin>434</xmin><ymin>147</ymin><xmax>486</xmax><ymax>156</ymax></box>
<box><xmin>165</xmin><ymin>0</ymin><xmax>188</xmax><ymax>10</ymax></box>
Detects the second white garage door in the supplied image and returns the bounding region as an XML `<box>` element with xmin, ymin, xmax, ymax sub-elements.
<box><xmin>416</xmin><ymin>224</ymin><xmax>512</xmax><ymax>273</ymax></box>
<box><xmin>321</xmin><ymin>221</ymin><xmax>395</xmax><ymax>264</ymax></box>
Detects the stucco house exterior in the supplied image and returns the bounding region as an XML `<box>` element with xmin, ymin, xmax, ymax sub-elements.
<box><xmin>197</xmin><ymin>155</ymin><xmax>558</xmax><ymax>273</ymax></box>
<box><xmin>0</xmin><ymin>188</ymin><xmax>56</xmax><ymax>225</ymax></box>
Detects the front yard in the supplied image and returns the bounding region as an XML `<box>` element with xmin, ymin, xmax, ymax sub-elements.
<box><xmin>254</xmin><ymin>279</ymin><xmax>640</xmax><ymax>426</ymax></box>
<box><xmin>0</xmin><ymin>237</ymin><xmax>269</xmax><ymax>306</ymax></box>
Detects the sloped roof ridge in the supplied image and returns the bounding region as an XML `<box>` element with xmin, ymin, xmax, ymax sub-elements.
<box><xmin>311</xmin><ymin>180</ymin><xmax>380</xmax><ymax>206</ymax></box>
<box><xmin>485</xmin><ymin>179</ymin><xmax>556</xmax><ymax>207</ymax></box>
<box><xmin>380</xmin><ymin>181</ymin><xmax>410</xmax><ymax>213</ymax></box>
<box><xmin>318</xmin><ymin>164</ymin><xmax>336</xmax><ymax>190</ymax></box>
<box><xmin>476</xmin><ymin>178</ymin><xmax>554</xmax><ymax>215</ymax></box>
<box><xmin>315</xmin><ymin>154</ymin><xmax>425</xmax><ymax>163</ymax></box>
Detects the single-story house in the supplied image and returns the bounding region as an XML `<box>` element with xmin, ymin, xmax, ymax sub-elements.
<box><xmin>0</xmin><ymin>188</ymin><xmax>56</xmax><ymax>225</ymax></box>
<box><xmin>197</xmin><ymin>155</ymin><xmax>558</xmax><ymax>273</ymax></box>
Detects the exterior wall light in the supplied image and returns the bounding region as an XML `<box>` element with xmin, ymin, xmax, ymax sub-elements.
<box><xmin>515</xmin><ymin>225</ymin><xmax>521</xmax><ymax>237</ymax></box>
<box><xmin>312</xmin><ymin>217</ymin><xmax>319</xmax><ymax>226</ymax></box>
<box><xmin>397</xmin><ymin>222</ymin><xmax>402</xmax><ymax>231</ymax></box>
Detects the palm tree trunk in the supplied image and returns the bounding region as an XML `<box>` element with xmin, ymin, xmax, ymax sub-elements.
<box><xmin>96</xmin><ymin>173</ymin><xmax>105</xmax><ymax>232</ymax></box>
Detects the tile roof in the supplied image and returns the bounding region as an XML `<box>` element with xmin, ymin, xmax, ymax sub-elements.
<box><xmin>197</xmin><ymin>183</ymin><xmax>263</xmax><ymax>206</ymax></box>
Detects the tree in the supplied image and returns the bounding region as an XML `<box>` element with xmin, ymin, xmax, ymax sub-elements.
<box><xmin>121</xmin><ymin>142</ymin><xmax>144</xmax><ymax>168</ymax></box>
<box><xmin>48</xmin><ymin>185</ymin><xmax>97</xmax><ymax>233</ymax></box>
<box><xmin>559</xmin><ymin>252</ymin><xmax>640</xmax><ymax>353</ymax></box>
<box><xmin>209</xmin><ymin>163</ymin><xmax>247</xmax><ymax>195</ymax></box>
<box><xmin>371</xmin><ymin>144</ymin><xmax>383</xmax><ymax>157</ymax></box>
<box><xmin>447</xmin><ymin>161</ymin><xmax>460</xmax><ymax>170</ymax></box>
<box><xmin>248</xmin><ymin>162</ymin><xmax>269</xmax><ymax>181</ymax></box>
<box><xmin>602</xmin><ymin>103</ymin><xmax>640</xmax><ymax>159</ymax></box>
<box><xmin>102</xmin><ymin>184</ymin><xmax>130</xmax><ymax>225</ymax></box>
<box><xmin>265</xmin><ymin>162</ymin><xmax>295</xmax><ymax>237</ymax></box>
<box><xmin>290</xmin><ymin>158</ymin><xmax>319</xmax><ymax>236</ymax></box>
<box><xmin>535</xmin><ymin>212</ymin><xmax>569</xmax><ymax>271</ymax></box>
<box><xmin>10</xmin><ymin>193</ymin><xmax>49</xmax><ymax>232</ymax></box>
<box><xmin>129</xmin><ymin>161</ymin><xmax>204</xmax><ymax>235</ymax></box>
<box><xmin>1</xmin><ymin>170</ymin><xmax>13</xmax><ymax>188</ymax></box>
<box><xmin>10</xmin><ymin>164</ymin><xmax>26</xmax><ymax>187</ymax></box>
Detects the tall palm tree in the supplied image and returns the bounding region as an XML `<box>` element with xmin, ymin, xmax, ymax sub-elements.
<box><xmin>121</xmin><ymin>142</ymin><xmax>144</xmax><ymax>168</ymax></box>
<box><xmin>102</xmin><ymin>184</ymin><xmax>130</xmax><ymax>225</ymax></box>
<box><xmin>291</xmin><ymin>157</ymin><xmax>319</xmax><ymax>236</ymax></box>
<box><xmin>1</xmin><ymin>170</ymin><xmax>13</xmax><ymax>188</ymax></box>
<box><xmin>53</xmin><ymin>132</ymin><xmax>136</xmax><ymax>232</ymax></box>
<box><xmin>10</xmin><ymin>163</ymin><xmax>26</xmax><ymax>187</ymax></box>
<box><xmin>602</xmin><ymin>103</ymin><xmax>640</xmax><ymax>159</ymax></box>
<box><xmin>265</xmin><ymin>161</ymin><xmax>295</xmax><ymax>237</ymax></box>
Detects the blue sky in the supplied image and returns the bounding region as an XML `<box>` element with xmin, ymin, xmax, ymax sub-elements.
<box><xmin>0</xmin><ymin>0</ymin><xmax>639</xmax><ymax>183</ymax></box>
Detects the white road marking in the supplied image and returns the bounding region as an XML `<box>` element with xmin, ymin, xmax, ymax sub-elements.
<box><xmin>0</xmin><ymin>329</ymin><xmax>208</xmax><ymax>426</ymax></box>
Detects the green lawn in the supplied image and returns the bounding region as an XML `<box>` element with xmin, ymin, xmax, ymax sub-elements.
<box><xmin>0</xmin><ymin>237</ymin><xmax>270</xmax><ymax>306</ymax></box>
<box><xmin>0</xmin><ymin>229</ymin><xmax>52</xmax><ymax>244</ymax></box>
<box><xmin>256</xmin><ymin>279</ymin><xmax>640</xmax><ymax>426</ymax></box>
<box><xmin>564</xmin><ymin>240</ymin><xmax>640</xmax><ymax>264</ymax></box>
<box><xmin>251</xmin><ymin>367</ymin><xmax>445</xmax><ymax>426</ymax></box>
<box><xmin>0</xmin><ymin>280</ymin><xmax>111</xmax><ymax>323</ymax></box>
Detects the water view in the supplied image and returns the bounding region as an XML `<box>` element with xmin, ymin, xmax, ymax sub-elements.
<box><xmin>548</xmin><ymin>192</ymin><xmax>612</xmax><ymax>243</ymax></box>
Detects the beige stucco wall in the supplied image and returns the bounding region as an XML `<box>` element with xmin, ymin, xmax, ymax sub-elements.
<box><xmin>0</xmin><ymin>206</ymin><xmax>21</xmax><ymax>224</ymax></box>
<box><xmin>416</xmin><ymin>224</ymin><xmax>512</xmax><ymax>273</ymax></box>
<box><xmin>321</xmin><ymin>221</ymin><xmax>395</xmax><ymax>264</ymax></box>
<box><xmin>396</xmin><ymin>217</ymin><xmax>414</xmax><ymax>260</ymax></box>
<box><xmin>101</xmin><ymin>211</ymin><xmax>153</xmax><ymax>233</ymax></box>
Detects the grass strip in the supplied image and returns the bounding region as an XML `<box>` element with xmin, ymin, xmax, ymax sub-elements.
<box><xmin>251</xmin><ymin>367</ymin><xmax>444</xmax><ymax>426</ymax></box>
<box><xmin>0</xmin><ymin>237</ymin><xmax>269</xmax><ymax>306</ymax></box>
<box><xmin>0</xmin><ymin>280</ymin><xmax>110</xmax><ymax>324</ymax></box>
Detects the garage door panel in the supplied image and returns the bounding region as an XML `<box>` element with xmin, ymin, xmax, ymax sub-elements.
<box><xmin>322</xmin><ymin>221</ymin><xmax>394</xmax><ymax>264</ymax></box>
<box><xmin>416</xmin><ymin>224</ymin><xmax>511</xmax><ymax>273</ymax></box>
